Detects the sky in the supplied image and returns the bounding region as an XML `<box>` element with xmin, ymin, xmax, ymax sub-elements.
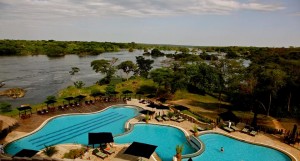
<box><xmin>0</xmin><ymin>0</ymin><xmax>300</xmax><ymax>47</ymax></box>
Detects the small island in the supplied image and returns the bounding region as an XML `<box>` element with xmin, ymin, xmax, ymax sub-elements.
<box><xmin>0</xmin><ymin>88</ymin><xmax>26</xmax><ymax>98</ymax></box>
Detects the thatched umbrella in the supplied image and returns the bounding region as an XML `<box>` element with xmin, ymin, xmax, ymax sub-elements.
<box><xmin>64</xmin><ymin>96</ymin><xmax>74</xmax><ymax>104</ymax></box>
<box><xmin>122</xmin><ymin>90</ymin><xmax>133</xmax><ymax>97</ymax></box>
<box><xmin>0</xmin><ymin>115</ymin><xmax>17</xmax><ymax>131</ymax></box>
<box><xmin>218</xmin><ymin>110</ymin><xmax>239</xmax><ymax>124</ymax></box>
<box><xmin>146</xmin><ymin>94</ymin><xmax>156</xmax><ymax>99</ymax></box>
<box><xmin>157</xmin><ymin>97</ymin><xmax>167</xmax><ymax>103</ymax></box>
<box><xmin>44</xmin><ymin>99</ymin><xmax>57</xmax><ymax>108</ymax></box>
<box><xmin>0</xmin><ymin>115</ymin><xmax>18</xmax><ymax>139</ymax></box>
<box><xmin>75</xmin><ymin>95</ymin><xmax>86</xmax><ymax>103</ymax></box>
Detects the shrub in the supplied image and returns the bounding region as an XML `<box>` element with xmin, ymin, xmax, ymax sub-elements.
<box><xmin>63</xmin><ymin>148</ymin><xmax>86</xmax><ymax>159</ymax></box>
<box><xmin>0</xmin><ymin>102</ymin><xmax>12</xmax><ymax>113</ymax></box>
<box><xmin>43</xmin><ymin>145</ymin><xmax>58</xmax><ymax>157</ymax></box>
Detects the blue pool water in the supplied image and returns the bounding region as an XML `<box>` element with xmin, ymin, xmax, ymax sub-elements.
<box><xmin>183</xmin><ymin>133</ymin><xmax>292</xmax><ymax>161</ymax></box>
<box><xmin>5</xmin><ymin>106</ymin><xmax>138</xmax><ymax>155</ymax></box>
<box><xmin>114</xmin><ymin>124</ymin><xmax>196</xmax><ymax>161</ymax></box>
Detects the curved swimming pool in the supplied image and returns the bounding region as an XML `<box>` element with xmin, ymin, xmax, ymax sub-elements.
<box><xmin>114</xmin><ymin>124</ymin><xmax>196</xmax><ymax>161</ymax></box>
<box><xmin>5</xmin><ymin>106</ymin><xmax>139</xmax><ymax>155</ymax></box>
<box><xmin>183</xmin><ymin>133</ymin><xmax>292</xmax><ymax>161</ymax></box>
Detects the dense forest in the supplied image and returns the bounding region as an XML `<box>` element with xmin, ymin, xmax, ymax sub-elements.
<box><xmin>1</xmin><ymin>39</ymin><xmax>300</xmax><ymax>119</ymax></box>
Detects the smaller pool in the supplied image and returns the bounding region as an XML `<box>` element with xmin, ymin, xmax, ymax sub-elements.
<box><xmin>183</xmin><ymin>133</ymin><xmax>292</xmax><ymax>161</ymax></box>
<box><xmin>114</xmin><ymin>124</ymin><xmax>196</xmax><ymax>161</ymax></box>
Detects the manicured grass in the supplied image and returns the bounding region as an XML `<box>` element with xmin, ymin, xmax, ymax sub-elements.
<box><xmin>115</xmin><ymin>77</ymin><xmax>156</xmax><ymax>94</ymax></box>
<box><xmin>173</xmin><ymin>90</ymin><xmax>220</xmax><ymax>103</ymax></box>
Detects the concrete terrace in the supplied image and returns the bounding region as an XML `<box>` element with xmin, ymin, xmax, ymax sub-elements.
<box><xmin>0</xmin><ymin>99</ymin><xmax>299</xmax><ymax>161</ymax></box>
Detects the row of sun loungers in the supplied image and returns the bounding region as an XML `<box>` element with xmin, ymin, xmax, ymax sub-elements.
<box><xmin>222</xmin><ymin>126</ymin><xmax>235</xmax><ymax>133</ymax></box>
<box><xmin>242</xmin><ymin>127</ymin><xmax>257</xmax><ymax>136</ymax></box>
<box><xmin>92</xmin><ymin>147</ymin><xmax>115</xmax><ymax>159</ymax></box>
<box><xmin>155</xmin><ymin>115</ymin><xmax>185</xmax><ymax>123</ymax></box>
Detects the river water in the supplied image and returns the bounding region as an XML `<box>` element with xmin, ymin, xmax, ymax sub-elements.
<box><xmin>0</xmin><ymin>50</ymin><xmax>168</xmax><ymax>107</ymax></box>
<box><xmin>0</xmin><ymin>50</ymin><xmax>250</xmax><ymax>107</ymax></box>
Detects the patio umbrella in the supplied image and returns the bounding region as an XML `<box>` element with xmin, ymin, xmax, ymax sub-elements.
<box><xmin>124</xmin><ymin>142</ymin><xmax>157</xmax><ymax>159</ymax></box>
<box><xmin>13</xmin><ymin>149</ymin><xmax>39</xmax><ymax>158</ymax></box>
<box><xmin>64</xmin><ymin>96</ymin><xmax>74</xmax><ymax>104</ymax></box>
<box><xmin>75</xmin><ymin>95</ymin><xmax>86</xmax><ymax>102</ymax></box>
<box><xmin>88</xmin><ymin>132</ymin><xmax>114</xmax><ymax>148</ymax></box>
<box><xmin>146</xmin><ymin>94</ymin><xmax>156</xmax><ymax>99</ymax></box>
<box><xmin>139</xmin><ymin>110</ymin><xmax>155</xmax><ymax>115</ymax></box>
<box><xmin>122</xmin><ymin>90</ymin><xmax>133</xmax><ymax>97</ymax></box>
<box><xmin>44</xmin><ymin>99</ymin><xmax>57</xmax><ymax>108</ymax></box>
<box><xmin>173</xmin><ymin>105</ymin><xmax>189</xmax><ymax>111</ymax></box>
<box><xmin>218</xmin><ymin>110</ymin><xmax>239</xmax><ymax>123</ymax></box>
<box><xmin>156</xmin><ymin>104</ymin><xmax>169</xmax><ymax>110</ymax></box>
<box><xmin>157</xmin><ymin>97</ymin><xmax>167</xmax><ymax>103</ymax></box>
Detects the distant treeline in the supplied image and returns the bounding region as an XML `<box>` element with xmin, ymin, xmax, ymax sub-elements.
<box><xmin>1</xmin><ymin>39</ymin><xmax>300</xmax><ymax>58</ymax></box>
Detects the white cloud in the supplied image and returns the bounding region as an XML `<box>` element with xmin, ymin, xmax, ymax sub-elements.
<box><xmin>0</xmin><ymin>0</ymin><xmax>286</xmax><ymax>20</ymax></box>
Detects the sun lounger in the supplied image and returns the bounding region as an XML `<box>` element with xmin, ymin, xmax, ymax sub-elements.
<box><xmin>241</xmin><ymin>128</ymin><xmax>249</xmax><ymax>133</ymax></box>
<box><xmin>177</xmin><ymin>118</ymin><xmax>185</xmax><ymax>122</ymax></box>
<box><xmin>103</xmin><ymin>147</ymin><xmax>115</xmax><ymax>154</ymax></box>
<box><xmin>170</xmin><ymin>116</ymin><xmax>178</xmax><ymax>121</ymax></box>
<box><xmin>249</xmin><ymin>130</ymin><xmax>257</xmax><ymax>136</ymax></box>
<box><xmin>197</xmin><ymin>126</ymin><xmax>205</xmax><ymax>131</ymax></box>
<box><xmin>231</xmin><ymin>125</ymin><xmax>240</xmax><ymax>131</ymax></box>
<box><xmin>93</xmin><ymin>149</ymin><xmax>108</xmax><ymax>159</ymax></box>
<box><xmin>222</xmin><ymin>126</ymin><xmax>234</xmax><ymax>133</ymax></box>
<box><xmin>156</xmin><ymin>117</ymin><xmax>163</xmax><ymax>122</ymax></box>
<box><xmin>162</xmin><ymin>116</ymin><xmax>170</xmax><ymax>121</ymax></box>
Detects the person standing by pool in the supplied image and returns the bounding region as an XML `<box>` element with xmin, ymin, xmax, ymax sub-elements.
<box><xmin>0</xmin><ymin>143</ymin><xmax>4</xmax><ymax>154</ymax></box>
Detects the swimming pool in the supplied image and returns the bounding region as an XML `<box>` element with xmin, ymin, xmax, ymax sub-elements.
<box><xmin>5</xmin><ymin>106</ymin><xmax>139</xmax><ymax>155</ymax></box>
<box><xmin>183</xmin><ymin>133</ymin><xmax>292</xmax><ymax>161</ymax></box>
<box><xmin>5</xmin><ymin>106</ymin><xmax>196</xmax><ymax>161</ymax></box>
<box><xmin>114</xmin><ymin>124</ymin><xmax>196</xmax><ymax>161</ymax></box>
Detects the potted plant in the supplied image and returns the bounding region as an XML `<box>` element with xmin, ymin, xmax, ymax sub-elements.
<box><xmin>193</xmin><ymin>125</ymin><xmax>198</xmax><ymax>136</ymax></box>
<box><xmin>145</xmin><ymin>112</ymin><xmax>150</xmax><ymax>124</ymax></box>
<box><xmin>175</xmin><ymin>144</ymin><xmax>184</xmax><ymax>161</ymax></box>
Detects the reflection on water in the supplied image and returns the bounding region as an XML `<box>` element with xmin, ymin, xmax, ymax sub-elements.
<box><xmin>0</xmin><ymin>50</ymin><xmax>169</xmax><ymax>107</ymax></box>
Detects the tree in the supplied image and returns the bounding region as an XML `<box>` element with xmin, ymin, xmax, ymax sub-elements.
<box><xmin>105</xmin><ymin>84</ymin><xmax>116</xmax><ymax>96</ymax></box>
<box><xmin>74</xmin><ymin>81</ymin><xmax>85</xmax><ymax>89</ymax></box>
<box><xmin>91</xmin><ymin>58</ymin><xmax>118</xmax><ymax>84</ymax></box>
<box><xmin>150</xmin><ymin>68</ymin><xmax>173</xmax><ymax>94</ymax></box>
<box><xmin>0</xmin><ymin>102</ymin><xmax>12</xmax><ymax>113</ymax></box>
<box><xmin>150</xmin><ymin>48</ymin><xmax>164</xmax><ymax>57</ymax></box>
<box><xmin>117</xmin><ymin>60</ymin><xmax>136</xmax><ymax>80</ymax></box>
<box><xmin>259</xmin><ymin>66</ymin><xmax>287</xmax><ymax>116</ymax></box>
<box><xmin>185</xmin><ymin>63</ymin><xmax>221</xmax><ymax>94</ymax></box>
<box><xmin>135</xmin><ymin>56</ymin><xmax>154</xmax><ymax>78</ymax></box>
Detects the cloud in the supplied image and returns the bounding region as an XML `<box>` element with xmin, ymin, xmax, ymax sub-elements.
<box><xmin>290</xmin><ymin>12</ymin><xmax>300</xmax><ymax>16</ymax></box>
<box><xmin>0</xmin><ymin>0</ymin><xmax>286</xmax><ymax>20</ymax></box>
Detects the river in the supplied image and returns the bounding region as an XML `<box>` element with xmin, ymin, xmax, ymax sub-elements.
<box><xmin>0</xmin><ymin>50</ymin><xmax>250</xmax><ymax>108</ymax></box>
<box><xmin>0</xmin><ymin>50</ymin><xmax>168</xmax><ymax>107</ymax></box>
